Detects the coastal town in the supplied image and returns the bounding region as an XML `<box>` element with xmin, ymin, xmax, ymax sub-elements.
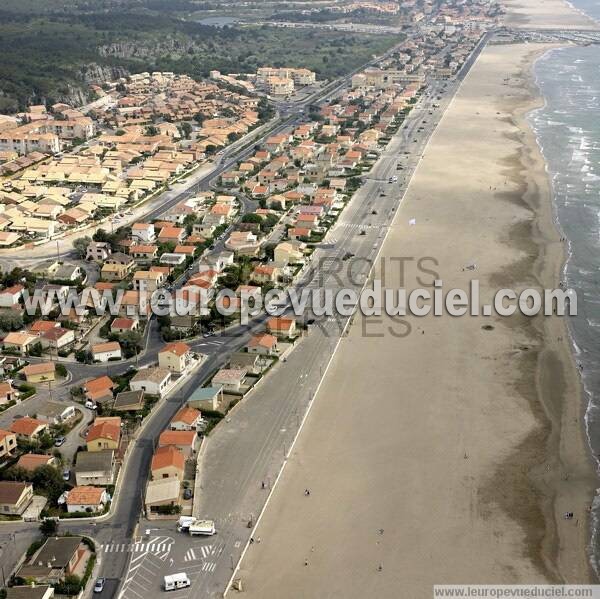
<box><xmin>1</xmin><ymin>0</ymin><xmax>596</xmax><ymax>596</ymax></box>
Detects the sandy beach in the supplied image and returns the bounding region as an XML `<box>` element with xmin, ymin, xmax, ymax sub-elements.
<box><xmin>231</xmin><ymin>39</ymin><xmax>597</xmax><ymax>599</ymax></box>
<box><xmin>502</xmin><ymin>0</ymin><xmax>598</xmax><ymax>29</ymax></box>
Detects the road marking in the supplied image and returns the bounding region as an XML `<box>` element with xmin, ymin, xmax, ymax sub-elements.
<box><xmin>200</xmin><ymin>545</ymin><xmax>212</xmax><ymax>559</ymax></box>
<box><xmin>202</xmin><ymin>562</ymin><xmax>217</xmax><ymax>572</ymax></box>
<box><xmin>184</xmin><ymin>548</ymin><xmax>196</xmax><ymax>562</ymax></box>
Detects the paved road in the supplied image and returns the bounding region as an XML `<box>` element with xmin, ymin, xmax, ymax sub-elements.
<box><xmin>0</xmin><ymin>34</ymin><xmax>488</xmax><ymax>595</ymax></box>
<box><xmin>112</xmin><ymin>62</ymin><xmax>470</xmax><ymax>597</ymax></box>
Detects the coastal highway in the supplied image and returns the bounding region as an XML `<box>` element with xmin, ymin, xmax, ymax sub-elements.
<box><xmin>113</xmin><ymin>67</ymin><xmax>466</xmax><ymax>598</ymax></box>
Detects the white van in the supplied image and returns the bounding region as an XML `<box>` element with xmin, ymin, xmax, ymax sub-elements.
<box><xmin>176</xmin><ymin>516</ymin><xmax>196</xmax><ymax>532</ymax></box>
<box><xmin>164</xmin><ymin>573</ymin><xmax>190</xmax><ymax>591</ymax></box>
<box><xmin>189</xmin><ymin>520</ymin><xmax>216</xmax><ymax>536</ymax></box>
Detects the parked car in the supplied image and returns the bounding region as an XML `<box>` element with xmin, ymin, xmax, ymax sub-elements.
<box><xmin>85</xmin><ymin>400</ymin><xmax>97</xmax><ymax>410</ymax></box>
<box><xmin>183</xmin><ymin>488</ymin><xmax>193</xmax><ymax>500</ymax></box>
<box><xmin>54</xmin><ymin>436</ymin><xmax>66</xmax><ymax>447</ymax></box>
<box><xmin>62</xmin><ymin>469</ymin><xmax>70</xmax><ymax>482</ymax></box>
<box><xmin>94</xmin><ymin>578</ymin><xmax>105</xmax><ymax>593</ymax></box>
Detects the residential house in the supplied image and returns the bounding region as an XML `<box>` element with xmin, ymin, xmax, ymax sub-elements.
<box><xmin>112</xmin><ymin>389</ymin><xmax>145</xmax><ymax>412</ymax></box>
<box><xmin>101</xmin><ymin>262</ymin><xmax>128</xmax><ymax>282</ymax></box>
<box><xmin>0</xmin><ymin>285</ymin><xmax>24</xmax><ymax>309</ymax></box>
<box><xmin>17</xmin><ymin>453</ymin><xmax>56</xmax><ymax>472</ymax></box>
<box><xmin>266</xmin><ymin>316</ymin><xmax>297</xmax><ymax>339</ymax></box>
<box><xmin>91</xmin><ymin>341</ymin><xmax>122</xmax><ymax>362</ymax></box>
<box><xmin>22</xmin><ymin>362</ymin><xmax>56</xmax><ymax>383</ymax></box>
<box><xmin>251</xmin><ymin>264</ymin><xmax>279</xmax><ymax>285</ymax></box>
<box><xmin>132</xmin><ymin>270</ymin><xmax>165</xmax><ymax>293</ymax></box>
<box><xmin>274</xmin><ymin>241</ymin><xmax>304</xmax><ymax>265</ymax></box>
<box><xmin>86</xmin><ymin>417</ymin><xmax>121</xmax><ymax>452</ymax></box>
<box><xmin>36</xmin><ymin>402</ymin><xmax>76</xmax><ymax>425</ymax></box>
<box><xmin>39</xmin><ymin>327</ymin><xmax>75</xmax><ymax>351</ymax></box>
<box><xmin>229</xmin><ymin>351</ymin><xmax>261</xmax><ymax>375</ymax></box>
<box><xmin>7</xmin><ymin>586</ymin><xmax>54</xmax><ymax>599</ymax></box>
<box><xmin>3</xmin><ymin>332</ymin><xmax>38</xmax><ymax>354</ymax></box>
<box><xmin>158</xmin><ymin>342</ymin><xmax>192</xmax><ymax>374</ymax></box>
<box><xmin>186</xmin><ymin>386</ymin><xmax>223</xmax><ymax>412</ymax></box>
<box><xmin>66</xmin><ymin>486</ymin><xmax>109</xmax><ymax>513</ymax></box>
<box><xmin>145</xmin><ymin>477</ymin><xmax>180</xmax><ymax>513</ymax></box>
<box><xmin>170</xmin><ymin>406</ymin><xmax>202</xmax><ymax>432</ymax></box>
<box><xmin>157</xmin><ymin>226</ymin><xmax>185</xmax><ymax>244</ymax></box>
<box><xmin>158</xmin><ymin>430</ymin><xmax>199</xmax><ymax>458</ymax></box>
<box><xmin>131</xmin><ymin>222</ymin><xmax>156</xmax><ymax>243</ymax></box>
<box><xmin>211</xmin><ymin>368</ymin><xmax>246</xmax><ymax>393</ymax></box>
<box><xmin>151</xmin><ymin>445</ymin><xmax>185</xmax><ymax>481</ymax></box>
<box><xmin>104</xmin><ymin>252</ymin><xmax>135</xmax><ymax>272</ymax></box>
<box><xmin>130</xmin><ymin>367</ymin><xmax>171</xmax><ymax>397</ymax></box>
<box><xmin>247</xmin><ymin>333</ymin><xmax>278</xmax><ymax>356</ymax></box>
<box><xmin>74</xmin><ymin>450</ymin><xmax>115</xmax><ymax>486</ymax></box>
<box><xmin>86</xmin><ymin>241</ymin><xmax>111</xmax><ymax>262</ymax></box>
<box><xmin>111</xmin><ymin>317</ymin><xmax>139</xmax><ymax>334</ymax></box>
<box><xmin>10</xmin><ymin>417</ymin><xmax>48</xmax><ymax>440</ymax></box>
<box><xmin>0</xmin><ymin>481</ymin><xmax>33</xmax><ymax>515</ymax></box>
<box><xmin>17</xmin><ymin>536</ymin><xmax>90</xmax><ymax>585</ymax></box>
<box><xmin>0</xmin><ymin>382</ymin><xmax>15</xmax><ymax>404</ymax></box>
<box><xmin>0</xmin><ymin>429</ymin><xmax>17</xmax><ymax>459</ymax></box>
<box><xmin>130</xmin><ymin>245</ymin><xmax>158</xmax><ymax>263</ymax></box>
<box><xmin>83</xmin><ymin>375</ymin><xmax>114</xmax><ymax>404</ymax></box>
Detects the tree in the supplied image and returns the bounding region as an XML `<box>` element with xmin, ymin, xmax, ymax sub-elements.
<box><xmin>32</xmin><ymin>465</ymin><xmax>65</xmax><ymax>504</ymax></box>
<box><xmin>40</xmin><ymin>518</ymin><xmax>58</xmax><ymax>537</ymax></box>
<box><xmin>145</xmin><ymin>125</ymin><xmax>160</xmax><ymax>136</ymax></box>
<box><xmin>72</xmin><ymin>236</ymin><xmax>91</xmax><ymax>259</ymax></box>
<box><xmin>179</xmin><ymin>121</ymin><xmax>192</xmax><ymax>139</ymax></box>
<box><xmin>241</xmin><ymin>213</ymin><xmax>262</xmax><ymax>224</ymax></box>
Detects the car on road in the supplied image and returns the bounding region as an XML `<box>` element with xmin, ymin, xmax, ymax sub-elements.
<box><xmin>54</xmin><ymin>436</ymin><xmax>66</xmax><ymax>447</ymax></box>
<box><xmin>94</xmin><ymin>578</ymin><xmax>105</xmax><ymax>593</ymax></box>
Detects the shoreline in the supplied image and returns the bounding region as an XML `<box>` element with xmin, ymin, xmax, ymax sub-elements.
<box><xmin>232</xmin><ymin>40</ymin><xmax>597</xmax><ymax>596</ymax></box>
<box><xmin>491</xmin><ymin>43</ymin><xmax>597</xmax><ymax>582</ymax></box>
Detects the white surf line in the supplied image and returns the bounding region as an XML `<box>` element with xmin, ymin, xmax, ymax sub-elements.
<box><xmin>223</xmin><ymin>68</ymin><xmax>464</xmax><ymax>597</ymax></box>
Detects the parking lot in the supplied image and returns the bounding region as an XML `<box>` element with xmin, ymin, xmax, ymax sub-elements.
<box><xmin>112</xmin><ymin>523</ymin><xmax>225</xmax><ymax>598</ymax></box>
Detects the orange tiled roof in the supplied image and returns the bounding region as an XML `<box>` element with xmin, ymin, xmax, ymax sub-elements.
<box><xmin>151</xmin><ymin>445</ymin><xmax>185</xmax><ymax>472</ymax></box>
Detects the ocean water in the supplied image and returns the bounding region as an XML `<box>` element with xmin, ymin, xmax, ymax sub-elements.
<box><xmin>527</xmin><ymin>15</ymin><xmax>600</xmax><ymax>575</ymax></box>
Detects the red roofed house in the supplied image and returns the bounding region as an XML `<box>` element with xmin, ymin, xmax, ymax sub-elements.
<box><xmin>83</xmin><ymin>375</ymin><xmax>114</xmax><ymax>404</ymax></box>
<box><xmin>170</xmin><ymin>406</ymin><xmax>202</xmax><ymax>432</ymax></box>
<box><xmin>158</xmin><ymin>430</ymin><xmax>199</xmax><ymax>458</ymax></box>
<box><xmin>158</xmin><ymin>226</ymin><xmax>185</xmax><ymax>244</ymax></box>
<box><xmin>158</xmin><ymin>342</ymin><xmax>193</xmax><ymax>374</ymax></box>
<box><xmin>251</xmin><ymin>264</ymin><xmax>279</xmax><ymax>285</ymax></box>
<box><xmin>86</xmin><ymin>417</ymin><xmax>121</xmax><ymax>452</ymax></box>
<box><xmin>151</xmin><ymin>445</ymin><xmax>185</xmax><ymax>481</ymax></box>
<box><xmin>17</xmin><ymin>453</ymin><xmax>57</xmax><ymax>472</ymax></box>
<box><xmin>247</xmin><ymin>333</ymin><xmax>278</xmax><ymax>356</ymax></box>
<box><xmin>10</xmin><ymin>417</ymin><xmax>48</xmax><ymax>440</ymax></box>
<box><xmin>66</xmin><ymin>485</ymin><xmax>109</xmax><ymax>513</ymax></box>
<box><xmin>266</xmin><ymin>317</ymin><xmax>297</xmax><ymax>339</ymax></box>
<box><xmin>110</xmin><ymin>317</ymin><xmax>139</xmax><ymax>334</ymax></box>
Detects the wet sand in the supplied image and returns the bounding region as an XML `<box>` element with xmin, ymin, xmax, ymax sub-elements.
<box><xmin>232</xmin><ymin>42</ymin><xmax>597</xmax><ymax>599</ymax></box>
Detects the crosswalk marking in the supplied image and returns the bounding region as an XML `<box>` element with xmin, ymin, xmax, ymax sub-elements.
<box><xmin>101</xmin><ymin>541</ymin><xmax>173</xmax><ymax>554</ymax></box>
<box><xmin>202</xmin><ymin>561</ymin><xmax>217</xmax><ymax>572</ymax></box>
<box><xmin>184</xmin><ymin>548</ymin><xmax>196</xmax><ymax>562</ymax></box>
